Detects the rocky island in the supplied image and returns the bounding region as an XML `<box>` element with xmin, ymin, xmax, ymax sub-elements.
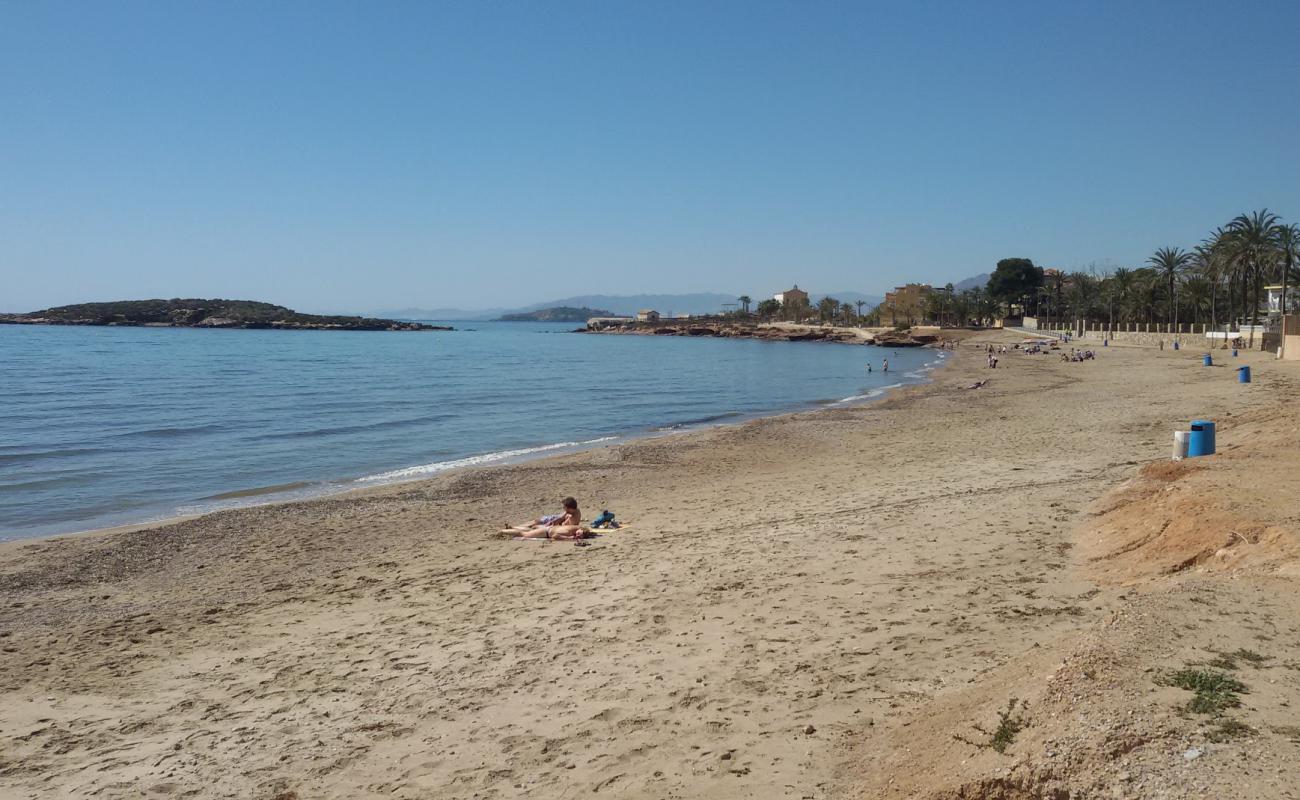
<box><xmin>0</xmin><ymin>299</ymin><xmax>452</xmax><ymax>331</ymax></box>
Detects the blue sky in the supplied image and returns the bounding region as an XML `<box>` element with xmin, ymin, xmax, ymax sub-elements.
<box><xmin>3</xmin><ymin>1</ymin><xmax>1299</xmax><ymax>312</ymax></box>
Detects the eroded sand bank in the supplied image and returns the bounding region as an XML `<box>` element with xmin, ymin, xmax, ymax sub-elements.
<box><xmin>2</xmin><ymin>335</ymin><xmax>1298</xmax><ymax>799</ymax></box>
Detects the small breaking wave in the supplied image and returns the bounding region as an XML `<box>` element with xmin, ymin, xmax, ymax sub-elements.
<box><xmin>357</xmin><ymin>436</ymin><xmax>619</xmax><ymax>483</ymax></box>
<box><xmin>655</xmin><ymin>411</ymin><xmax>743</xmax><ymax>431</ymax></box>
<box><xmin>835</xmin><ymin>382</ymin><xmax>905</xmax><ymax>404</ymax></box>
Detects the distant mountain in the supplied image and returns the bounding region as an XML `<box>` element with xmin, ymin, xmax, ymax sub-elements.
<box><xmin>515</xmin><ymin>293</ymin><xmax>740</xmax><ymax>317</ymax></box>
<box><xmin>498</xmin><ymin>306</ymin><xmax>615</xmax><ymax>322</ymax></box>
<box><xmin>371</xmin><ymin>307</ymin><xmax>511</xmax><ymax>321</ymax></box>
<box><xmin>953</xmin><ymin>273</ymin><xmax>990</xmax><ymax>293</ymax></box>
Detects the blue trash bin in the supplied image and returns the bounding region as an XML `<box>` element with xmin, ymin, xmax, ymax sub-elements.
<box><xmin>1188</xmin><ymin>420</ymin><xmax>1216</xmax><ymax>457</ymax></box>
<box><xmin>1238</xmin><ymin>365</ymin><xmax>1251</xmax><ymax>383</ymax></box>
<box><xmin>1232</xmin><ymin>349</ymin><xmax>1238</xmax><ymax>357</ymax></box>
<box><xmin>1203</xmin><ymin>354</ymin><xmax>1213</xmax><ymax>366</ymax></box>
<box><xmin>1103</xmin><ymin>339</ymin><xmax>1109</xmax><ymax>347</ymax></box>
<box><xmin>1173</xmin><ymin>341</ymin><xmax>1180</xmax><ymax>350</ymax></box>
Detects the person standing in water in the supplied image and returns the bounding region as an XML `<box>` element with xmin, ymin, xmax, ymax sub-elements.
<box><xmin>866</xmin><ymin>362</ymin><xmax>872</xmax><ymax>373</ymax></box>
<box><xmin>882</xmin><ymin>358</ymin><xmax>889</xmax><ymax>372</ymax></box>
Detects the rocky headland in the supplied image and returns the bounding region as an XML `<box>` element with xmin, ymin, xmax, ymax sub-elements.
<box><xmin>582</xmin><ymin>318</ymin><xmax>936</xmax><ymax>346</ymax></box>
<box><xmin>0</xmin><ymin>299</ymin><xmax>452</xmax><ymax>331</ymax></box>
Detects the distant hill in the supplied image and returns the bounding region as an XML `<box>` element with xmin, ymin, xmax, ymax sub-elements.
<box><xmin>516</xmin><ymin>294</ymin><xmax>739</xmax><ymax>317</ymax></box>
<box><xmin>498</xmin><ymin>306</ymin><xmax>615</xmax><ymax>322</ymax></box>
<box><xmin>953</xmin><ymin>273</ymin><xmax>990</xmax><ymax>293</ymax></box>
<box><xmin>370</xmin><ymin>293</ymin><xmax>741</xmax><ymax>320</ymax></box>
<box><xmin>371</xmin><ymin>306</ymin><xmax>511</xmax><ymax>321</ymax></box>
<box><xmin>1</xmin><ymin>299</ymin><xmax>448</xmax><ymax>331</ymax></box>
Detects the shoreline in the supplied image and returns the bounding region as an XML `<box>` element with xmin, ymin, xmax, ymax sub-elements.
<box><xmin>4</xmin><ymin>351</ymin><xmax>949</xmax><ymax>545</ymax></box>
<box><xmin>4</xmin><ymin>336</ymin><xmax>1296</xmax><ymax>799</ymax></box>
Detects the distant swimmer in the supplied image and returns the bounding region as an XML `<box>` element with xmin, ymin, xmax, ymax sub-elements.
<box><xmin>866</xmin><ymin>363</ymin><xmax>872</xmax><ymax>373</ymax></box>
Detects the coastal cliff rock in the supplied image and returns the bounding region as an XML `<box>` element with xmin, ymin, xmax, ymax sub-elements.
<box><xmin>583</xmin><ymin>319</ymin><xmax>876</xmax><ymax>344</ymax></box>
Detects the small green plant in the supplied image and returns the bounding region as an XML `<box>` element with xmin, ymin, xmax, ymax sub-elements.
<box><xmin>990</xmin><ymin>699</ymin><xmax>1025</xmax><ymax>753</ymax></box>
<box><xmin>951</xmin><ymin>698</ymin><xmax>1026</xmax><ymax>754</ymax></box>
<box><xmin>1157</xmin><ymin>669</ymin><xmax>1247</xmax><ymax>714</ymax></box>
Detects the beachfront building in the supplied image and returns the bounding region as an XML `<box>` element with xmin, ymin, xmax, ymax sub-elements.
<box><xmin>636</xmin><ymin>309</ymin><xmax>661</xmax><ymax>322</ymax></box>
<box><xmin>771</xmin><ymin>285</ymin><xmax>811</xmax><ymax>321</ymax></box>
<box><xmin>773</xmin><ymin>285</ymin><xmax>809</xmax><ymax>307</ymax></box>
<box><xmin>883</xmin><ymin>283</ymin><xmax>933</xmax><ymax>326</ymax></box>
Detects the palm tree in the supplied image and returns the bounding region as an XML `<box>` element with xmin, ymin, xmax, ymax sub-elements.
<box><xmin>755</xmin><ymin>298</ymin><xmax>780</xmax><ymax>320</ymax></box>
<box><xmin>1190</xmin><ymin>231</ymin><xmax>1227</xmax><ymax>329</ymax></box>
<box><xmin>1066</xmin><ymin>271</ymin><xmax>1096</xmax><ymax>323</ymax></box>
<box><xmin>1110</xmin><ymin>267</ymin><xmax>1135</xmax><ymax>325</ymax></box>
<box><xmin>1277</xmin><ymin>223</ymin><xmax>1298</xmax><ymax>328</ymax></box>
<box><xmin>854</xmin><ymin>299</ymin><xmax>866</xmax><ymax>322</ymax></box>
<box><xmin>1227</xmin><ymin>209</ymin><xmax>1281</xmax><ymax>346</ymax></box>
<box><xmin>738</xmin><ymin>295</ymin><xmax>751</xmax><ymax>315</ymax></box>
<box><xmin>817</xmin><ymin>296</ymin><xmax>840</xmax><ymax>324</ymax></box>
<box><xmin>1182</xmin><ymin>276</ymin><xmax>1212</xmax><ymax>324</ymax></box>
<box><xmin>1147</xmin><ymin>247</ymin><xmax>1192</xmax><ymax>328</ymax></box>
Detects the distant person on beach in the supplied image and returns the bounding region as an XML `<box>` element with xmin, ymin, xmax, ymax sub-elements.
<box><xmin>509</xmin><ymin>497</ymin><xmax>585</xmax><ymax>539</ymax></box>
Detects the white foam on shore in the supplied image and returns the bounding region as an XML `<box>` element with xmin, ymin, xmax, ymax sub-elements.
<box><xmin>835</xmin><ymin>382</ymin><xmax>905</xmax><ymax>404</ymax></box>
<box><xmin>357</xmin><ymin>437</ymin><xmax>619</xmax><ymax>483</ymax></box>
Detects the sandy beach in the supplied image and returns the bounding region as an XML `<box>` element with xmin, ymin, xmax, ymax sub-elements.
<box><xmin>3</xmin><ymin>335</ymin><xmax>1299</xmax><ymax>799</ymax></box>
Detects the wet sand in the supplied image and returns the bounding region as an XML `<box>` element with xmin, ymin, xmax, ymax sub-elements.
<box><xmin>2</xmin><ymin>335</ymin><xmax>1298</xmax><ymax>799</ymax></box>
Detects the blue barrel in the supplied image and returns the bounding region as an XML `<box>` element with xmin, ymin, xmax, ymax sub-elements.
<box><xmin>1238</xmin><ymin>365</ymin><xmax>1251</xmax><ymax>383</ymax></box>
<box><xmin>1188</xmin><ymin>420</ymin><xmax>1216</xmax><ymax>457</ymax></box>
<box><xmin>1103</xmin><ymin>339</ymin><xmax>1109</xmax><ymax>347</ymax></box>
<box><xmin>1203</xmin><ymin>354</ymin><xmax>1213</xmax><ymax>366</ymax></box>
<box><xmin>1232</xmin><ymin>349</ymin><xmax>1238</xmax><ymax>357</ymax></box>
<box><xmin>1173</xmin><ymin>341</ymin><xmax>1180</xmax><ymax>350</ymax></box>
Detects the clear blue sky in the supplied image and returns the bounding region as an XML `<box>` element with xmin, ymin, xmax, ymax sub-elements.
<box><xmin>3</xmin><ymin>0</ymin><xmax>1298</xmax><ymax>313</ymax></box>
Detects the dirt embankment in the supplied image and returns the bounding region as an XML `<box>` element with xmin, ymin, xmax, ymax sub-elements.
<box><xmin>845</xmin><ymin>378</ymin><xmax>1300</xmax><ymax>800</ymax></box>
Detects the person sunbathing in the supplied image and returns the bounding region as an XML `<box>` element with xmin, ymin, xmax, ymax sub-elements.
<box><xmin>509</xmin><ymin>497</ymin><xmax>586</xmax><ymax>539</ymax></box>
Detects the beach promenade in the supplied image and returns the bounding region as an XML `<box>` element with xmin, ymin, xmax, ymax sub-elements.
<box><xmin>2</xmin><ymin>335</ymin><xmax>1299</xmax><ymax>799</ymax></box>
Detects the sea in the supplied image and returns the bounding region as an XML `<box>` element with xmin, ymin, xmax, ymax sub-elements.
<box><xmin>0</xmin><ymin>322</ymin><xmax>945</xmax><ymax>540</ymax></box>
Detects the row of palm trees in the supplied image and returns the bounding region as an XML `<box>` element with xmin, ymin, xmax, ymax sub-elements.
<box><xmin>738</xmin><ymin>294</ymin><xmax>865</xmax><ymax>324</ymax></box>
<box><xmin>926</xmin><ymin>209</ymin><xmax>1297</xmax><ymax>333</ymax></box>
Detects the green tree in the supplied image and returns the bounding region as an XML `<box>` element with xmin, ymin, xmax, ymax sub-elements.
<box><xmin>737</xmin><ymin>295</ymin><xmax>751</xmax><ymax>315</ymax></box>
<box><xmin>755</xmin><ymin>298</ymin><xmax>780</xmax><ymax>320</ymax></box>
<box><xmin>1182</xmin><ymin>275</ymin><xmax>1212</xmax><ymax>324</ymax></box>
<box><xmin>816</xmin><ymin>296</ymin><xmax>841</xmax><ymax>323</ymax></box>
<box><xmin>1277</xmin><ymin>224</ymin><xmax>1298</xmax><ymax>330</ymax></box>
<box><xmin>986</xmin><ymin>259</ymin><xmax>1043</xmax><ymax>317</ymax></box>
<box><xmin>1109</xmin><ymin>267</ymin><xmax>1135</xmax><ymax>325</ymax></box>
<box><xmin>1147</xmin><ymin>246</ymin><xmax>1192</xmax><ymax>326</ymax></box>
<box><xmin>1227</xmin><ymin>209</ymin><xmax>1281</xmax><ymax>345</ymax></box>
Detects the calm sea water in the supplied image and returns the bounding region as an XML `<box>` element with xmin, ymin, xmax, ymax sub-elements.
<box><xmin>0</xmin><ymin>322</ymin><xmax>944</xmax><ymax>539</ymax></box>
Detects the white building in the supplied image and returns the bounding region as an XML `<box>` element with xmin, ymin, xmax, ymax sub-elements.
<box><xmin>773</xmin><ymin>285</ymin><xmax>809</xmax><ymax>306</ymax></box>
<box><xmin>1264</xmin><ymin>285</ymin><xmax>1299</xmax><ymax>315</ymax></box>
